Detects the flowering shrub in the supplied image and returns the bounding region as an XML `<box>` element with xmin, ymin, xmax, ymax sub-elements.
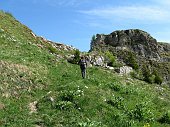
<box><xmin>56</xmin><ymin>87</ymin><xmax>84</xmax><ymax>110</ymax></box>
<box><xmin>56</xmin><ymin>101</ymin><xmax>74</xmax><ymax>110</ymax></box>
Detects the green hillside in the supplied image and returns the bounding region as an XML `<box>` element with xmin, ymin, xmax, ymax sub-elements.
<box><xmin>1</xmin><ymin>10</ymin><xmax>170</xmax><ymax>127</ymax></box>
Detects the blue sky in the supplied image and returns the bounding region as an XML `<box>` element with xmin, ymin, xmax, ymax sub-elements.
<box><xmin>0</xmin><ymin>0</ymin><xmax>170</xmax><ymax>51</ymax></box>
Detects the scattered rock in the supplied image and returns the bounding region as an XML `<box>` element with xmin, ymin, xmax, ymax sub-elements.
<box><xmin>49</xmin><ymin>97</ymin><xmax>54</xmax><ymax>102</ymax></box>
<box><xmin>0</xmin><ymin>28</ymin><xmax>4</xmax><ymax>32</ymax></box>
<box><xmin>115</xmin><ymin>66</ymin><xmax>133</xmax><ymax>75</ymax></box>
<box><xmin>0</xmin><ymin>103</ymin><xmax>5</xmax><ymax>110</ymax></box>
<box><xmin>106</xmin><ymin>66</ymin><xmax>114</xmax><ymax>70</ymax></box>
<box><xmin>31</xmin><ymin>32</ymin><xmax>36</xmax><ymax>38</ymax></box>
<box><xmin>29</xmin><ymin>101</ymin><xmax>38</xmax><ymax>114</ymax></box>
<box><xmin>50</xmin><ymin>41</ymin><xmax>76</xmax><ymax>51</ymax></box>
<box><xmin>2</xmin><ymin>92</ymin><xmax>10</xmax><ymax>98</ymax></box>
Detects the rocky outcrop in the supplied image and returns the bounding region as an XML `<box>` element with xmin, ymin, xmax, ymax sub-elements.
<box><xmin>29</xmin><ymin>32</ymin><xmax>76</xmax><ymax>52</ymax></box>
<box><xmin>91</xmin><ymin>29</ymin><xmax>161</xmax><ymax>60</ymax></box>
<box><xmin>50</xmin><ymin>41</ymin><xmax>76</xmax><ymax>51</ymax></box>
<box><xmin>90</xmin><ymin>29</ymin><xmax>170</xmax><ymax>84</ymax></box>
<box><xmin>37</xmin><ymin>36</ymin><xmax>76</xmax><ymax>52</ymax></box>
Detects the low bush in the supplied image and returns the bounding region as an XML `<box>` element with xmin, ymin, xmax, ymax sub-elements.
<box><xmin>154</xmin><ymin>73</ymin><xmax>163</xmax><ymax>85</ymax></box>
<box><xmin>159</xmin><ymin>111</ymin><xmax>170</xmax><ymax>124</ymax></box>
<box><xmin>126</xmin><ymin>51</ymin><xmax>139</xmax><ymax>70</ymax></box>
<box><xmin>129</xmin><ymin>102</ymin><xmax>154</xmax><ymax>122</ymax></box>
<box><xmin>113</xmin><ymin>112</ymin><xmax>135</xmax><ymax>127</ymax></box>
<box><xmin>69</xmin><ymin>49</ymin><xmax>80</xmax><ymax>64</ymax></box>
<box><xmin>107</xmin><ymin>96</ymin><xmax>125</xmax><ymax>110</ymax></box>
<box><xmin>107</xmin><ymin>82</ymin><xmax>122</xmax><ymax>92</ymax></box>
<box><xmin>105</xmin><ymin>51</ymin><xmax>115</xmax><ymax>66</ymax></box>
<box><xmin>45</xmin><ymin>43</ymin><xmax>58</xmax><ymax>54</ymax></box>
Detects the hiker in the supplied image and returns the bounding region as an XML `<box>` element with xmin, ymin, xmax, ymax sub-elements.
<box><xmin>78</xmin><ymin>56</ymin><xmax>87</xmax><ymax>79</ymax></box>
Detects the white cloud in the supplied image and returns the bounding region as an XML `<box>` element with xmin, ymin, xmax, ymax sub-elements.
<box><xmin>80</xmin><ymin>6</ymin><xmax>170</xmax><ymax>23</ymax></box>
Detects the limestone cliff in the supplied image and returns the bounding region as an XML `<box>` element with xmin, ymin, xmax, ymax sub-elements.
<box><xmin>91</xmin><ymin>29</ymin><xmax>163</xmax><ymax>60</ymax></box>
<box><xmin>90</xmin><ymin>29</ymin><xmax>170</xmax><ymax>84</ymax></box>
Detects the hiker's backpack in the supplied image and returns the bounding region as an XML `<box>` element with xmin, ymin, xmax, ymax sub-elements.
<box><xmin>80</xmin><ymin>59</ymin><xmax>87</xmax><ymax>69</ymax></box>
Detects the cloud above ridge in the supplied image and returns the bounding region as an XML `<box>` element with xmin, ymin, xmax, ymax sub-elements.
<box><xmin>80</xmin><ymin>5</ymin><xmax>170</xmax><ymax>23</ymax></box>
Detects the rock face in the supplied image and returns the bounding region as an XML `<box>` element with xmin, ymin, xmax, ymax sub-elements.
<box><xmin>159</xmin><ymin>42</ymin><xmax>170</xmax><ymax>62</ymax></box>
<box><xmin>90</xmin><ymin>29</ymin><xmax>170</xmax><ymax>84</ymax></box>
<box><xmin>91</xmin><ymin>29</ymin><xmax>160</xmax><ymax>60</ymax></box>
<box><xmin>87</xmin><ymin>54</ymin><xmax>105</xmax><ymax>67</ymax></box>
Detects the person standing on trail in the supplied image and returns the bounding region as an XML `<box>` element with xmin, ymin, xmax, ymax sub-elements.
<box><xmin>78</xmin><ymin>56</ymin><xmax>87</xmax><ymax>79</ymax></box>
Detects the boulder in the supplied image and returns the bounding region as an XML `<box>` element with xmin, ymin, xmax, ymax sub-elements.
<box><xmin>106</xmin><ymin>66</ymin><xmax>114</xmax><ymax>70</ymax></box>
<box><xmin>85</xmin><ymin>53</ymin><xmax>105</xmax><ymax>67</ymax></box>
<box><xmin>115</xmin><ymin>66</ymin><xmax>133</xmax><ymax>75</ymax></box>
<box><xmin>93</xmin><ymin>56</ymin><xmax>105</xmax><ymax>66</ymax></box>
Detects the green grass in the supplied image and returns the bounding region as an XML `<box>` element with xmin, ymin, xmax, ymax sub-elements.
<box><xmin>1</xmin><ymin>10</ymin><xmax>170</xmax><ymax>127</ymax></box>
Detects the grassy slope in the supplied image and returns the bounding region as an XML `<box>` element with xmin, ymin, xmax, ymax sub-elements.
<box><xmin>0</xmin><ymin>11</ymin><xmax>170</xmax><ymax>127</ymax></box>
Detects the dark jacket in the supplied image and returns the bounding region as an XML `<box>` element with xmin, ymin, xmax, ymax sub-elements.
<box><xmin>78</xmin><ymin>59</ymin><xmax>87</xmax><ymax>70</ymax></box>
